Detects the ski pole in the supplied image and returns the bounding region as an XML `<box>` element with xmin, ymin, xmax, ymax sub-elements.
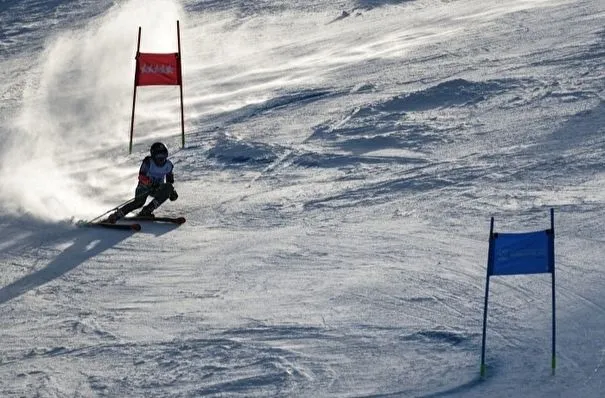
<box><xmin>87</xmin><ymin>190</ymin><xmax>150</xmax><ymax>224</ymax></box>
<box><xmin>87</xmin><ymin>198</ymin><xmax>136</xmax><ymax>224</ymax></box>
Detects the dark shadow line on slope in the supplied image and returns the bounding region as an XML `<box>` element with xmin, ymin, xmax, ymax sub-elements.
<box><xmin>355</xmin><ymin>0</ymin><xmax>416</xmax><ymax>11</ymax></box>
<box><xmin>355</xmin><ymin>376</ymin><xmax>484</xmax><ymax>398</ymax></box>
<box><xmin>419</xmin><ymin>376</ymin><xmax>485</xmax><ymax>398</ymax></box>
<box><xmin>0</xmin><ymin>230</ymin><xmax>131</xmax><ymax>305</ymax></box>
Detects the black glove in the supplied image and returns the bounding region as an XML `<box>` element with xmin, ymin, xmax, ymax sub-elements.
<box><xmin>166</xmin><ymin>173</ymin><xmax>174</xmax><ymax>184</ymax></box>
<box><xmin>169</xmin><ymin>190</ymin><xmax>178</xmax><ymax>201</ymax></box>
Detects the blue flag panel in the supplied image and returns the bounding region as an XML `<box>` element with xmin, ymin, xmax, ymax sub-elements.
<box><xmin>489</xmin><ymin>230</ymin><xmax>553</xmax><ymax>276</ymax></box>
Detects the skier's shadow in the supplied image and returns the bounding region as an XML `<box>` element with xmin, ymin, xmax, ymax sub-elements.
<box><xmin>137</xmin><ymin>223</ymin><xmax>180</xmax><ymax>237</ymax></box>
<box><xmin>0</xmin><ymin>227</ymin><xmax>132</xmax><ymax>305</ymax></box>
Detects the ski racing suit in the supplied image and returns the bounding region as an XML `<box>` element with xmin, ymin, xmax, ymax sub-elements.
<box><xmin>117</xmin><ymin>156</ymin><xmax>178</xmax><ymax>217</ymax></box>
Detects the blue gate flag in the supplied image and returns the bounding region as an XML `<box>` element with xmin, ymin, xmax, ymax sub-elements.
<box><xmin>480</xmin><ymin>208</ymin><xmax>556</xmax><ymax>378</ymax></box>
<box><xmin>488</xmin><ymin>230</ymin><xmax>554</xmax><ymax>276</ymax></box>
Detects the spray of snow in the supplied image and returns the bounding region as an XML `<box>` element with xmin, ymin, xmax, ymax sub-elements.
<box><xmin>0</xmin><ymin>0</ymin><xmax>185</xmax><ymax>221</ymax></box>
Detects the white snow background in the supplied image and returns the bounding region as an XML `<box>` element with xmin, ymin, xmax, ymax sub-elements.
<box><xmin>1</xmin><ymin>0</ymin><xmax>605</xmax><ymax>396</ymax></box>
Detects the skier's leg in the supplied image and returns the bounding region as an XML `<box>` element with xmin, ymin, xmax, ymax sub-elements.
<box><xmin>138</xmin><ymin>183</ymin><xmax>174</xmax><ymax>216</ymax></box>
<box><xmin>108</xmin><ymin>185</ymin><xmax>148</xmax><ymax>222</ymax></box>
<box><xmin>120</xmin><ymin>185</ymin><xmax>149</xmax><ymax>215</ymax></box>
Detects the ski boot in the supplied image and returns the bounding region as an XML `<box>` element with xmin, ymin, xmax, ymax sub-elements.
<box><xmin>137</xmin><ymin>202</ymin><xmax>157</xmax><ymax>218</ymax></box>
<box><xmin>106</xmin><ymin>210</ymin><xmax>124</xmax><ymax>224</ymax></box>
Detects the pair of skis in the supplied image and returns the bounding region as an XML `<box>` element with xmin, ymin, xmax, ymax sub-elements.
<box><xmin>80</xmin><ymin>216</ymin><xmax>186</xmax><ymax>232</ymax></box>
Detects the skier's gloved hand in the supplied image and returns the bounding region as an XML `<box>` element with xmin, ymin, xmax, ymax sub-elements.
<box><xmin>169</xmin><ymin>190</ymin><xmax>178</xmax><ymax>201</ymax></box>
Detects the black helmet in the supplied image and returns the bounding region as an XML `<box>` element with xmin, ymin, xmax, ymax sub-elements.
<box><xmin>150</xmin><ymin>142</ymin><xmax>168</xmax><ymax>164</ymax></box>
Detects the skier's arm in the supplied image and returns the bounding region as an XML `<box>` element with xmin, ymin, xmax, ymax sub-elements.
<box><xmin>165</xmin><ymin>160</ymin><xmax>174</xmax><ymax>184</ymax></box>
<box><xmin>138</xmin><ymin>158</ymin><xmax>152</xmax><ymax>186</ymax></box>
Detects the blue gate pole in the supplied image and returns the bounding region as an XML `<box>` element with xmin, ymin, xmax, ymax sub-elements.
<box><xmin>480</xmin><ymin>217</ymin><xmax>495</xmax><ymax>377</ymax></box>
<box><xmin>550</xmin><ymin>208</ymin><xmax>556</xmax><ymax>375</ymax></box>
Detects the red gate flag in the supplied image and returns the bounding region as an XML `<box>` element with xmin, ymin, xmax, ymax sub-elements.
<box><xmin>136</xmin><ymin>53</ymin><xmax>181</xmax><ymax>86</ymax></box>
<box><xmin>129</xmin><ymin>21</ymin><xmax>186</xmax><ymax>154</ymax></box>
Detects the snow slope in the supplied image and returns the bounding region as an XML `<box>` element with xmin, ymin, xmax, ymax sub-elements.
<box><xmin>1</xmin><ymin>0</ymin><xmax>605</xmax><ymax>396</ymax></box>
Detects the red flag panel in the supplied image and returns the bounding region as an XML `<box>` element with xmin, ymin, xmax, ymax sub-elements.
<box><xmin>136</xmin><ymin>53</ymin><xmax>181</xmax><ymax>86</ymax></box>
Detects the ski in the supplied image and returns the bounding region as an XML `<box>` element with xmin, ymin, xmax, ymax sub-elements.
<box><xmin>123</xmin><ymin>216</ymin><xmax>186</xmax><ymax>225</ymax></box>
<box><xmin>78</xmin><ymin>221</ymin><xmax>142</xmax><ymax>231</ymax></box>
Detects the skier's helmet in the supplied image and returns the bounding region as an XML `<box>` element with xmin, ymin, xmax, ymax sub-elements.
<box><xmin>150</xmin><ymin>142</ymin><xmax>168</xmax><ymax>165</ymax></box>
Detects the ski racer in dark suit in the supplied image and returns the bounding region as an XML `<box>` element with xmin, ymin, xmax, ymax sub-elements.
<box><xmin>107</xmin><ymin>142</ymin><xmax>178</xmax><ymax>223</ymax></box>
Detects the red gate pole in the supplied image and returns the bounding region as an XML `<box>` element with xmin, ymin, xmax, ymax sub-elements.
<box><xmin>176</xmin><ymin>20</ymin><xmax>185</xmax><ymax>149</ymax></box>
<box><xmin>129</xmin><ymin>26</ymin><xmax>142</xmax><ymax>154</ymax></box>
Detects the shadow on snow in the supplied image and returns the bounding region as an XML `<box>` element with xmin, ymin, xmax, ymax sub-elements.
<box><xmin>0</xmin><ymin>224</ymin><xmax>132</xmax><ymax>305</ymax></box>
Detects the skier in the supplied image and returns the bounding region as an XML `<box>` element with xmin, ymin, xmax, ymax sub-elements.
<box><xmin>107</xmin><ymin>142</ymin><xmax>178</xmax><ymax>223</ymax></box>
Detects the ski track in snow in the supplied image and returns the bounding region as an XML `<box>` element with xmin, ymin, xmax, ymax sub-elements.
<box><xmin>1</xmin><ymin>0</ymin><xmax>605</xmax><ymax>397</ymax></box>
